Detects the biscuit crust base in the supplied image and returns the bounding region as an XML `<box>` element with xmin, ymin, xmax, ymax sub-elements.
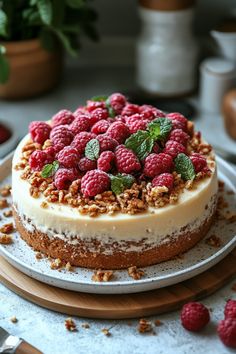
<box><xmin>13</xmin><ymin>205</ymin><xmax>216</xmax><ymax>270</ymax></box>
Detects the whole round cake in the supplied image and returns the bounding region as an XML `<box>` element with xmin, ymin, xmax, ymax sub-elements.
<box><xmin>12</xmin><ymin>93</ymin><xmax>218</xmax><ymax>269</ymax></box>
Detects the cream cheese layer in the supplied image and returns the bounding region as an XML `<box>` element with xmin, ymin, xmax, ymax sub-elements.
<box><xmin>12</xmin><ymin>135</ymin><xmax>218</xmax><ymax>244</ymax></box>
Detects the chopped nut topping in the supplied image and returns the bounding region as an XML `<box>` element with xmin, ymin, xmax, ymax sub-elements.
<box><xmin>128</xmin><ymin>266</ymin><xmax>145</xmax><ymax>280</ymax></box>
<box><xmin>40</xmin><ymin>201</ymin><xmax>48</xmax><ymax>209</ymax></box>
<box><xmin>138</xmin><ymin>319</ymin><xmax>152</xmax><ymax>333</ymax></box>
<box><xmin>0</xmin><ymin>223</ymin><xmax>14</xmax><ymax>234</ymax></box>
<box><xmin>0</xmin><ymin>185</ymin><xmax>11</xmax><ymax>197</ymax></box>
<box><xmin>101</xmin><ymin>328</ymin><xmax>111</xmax><ymax>336</ymax></box>
<box><xmin>0</xmin><ymin>234</ymin><xmax>12</xmax><ymax>244</ymax></box>
<box><xmin>50</xmin><ymin>258</ymin><xmax>63</xmax><ymax>270</ymax></box>
<box><xmin>10</xmin><ymin>316</ymin><xmax>18</xmax><ymax>323</ymax></box>
<box><xmin>65</xmin><ymin>318</ymin><xmax>77</xmax><ymax>331</ymax></box>
<box><xmin>205</xmin><ymin>235</ymin><xmax>222</xmax><ymax>248</ymax></box>
<box><xmin>0</xmin><ymin>199</ymin><xmax>8</xmax><ymax>209</ymax></box>
<box><xmin>3</xmin><ymin>209</ymin><xmax>13</xmax><ymax>218</ymax></box>
<box><xmin>81</xmin><ymin>323</ymin><xmax>90</xmax><ymax>329</ymax></box>
<box><xmin>92</xmin><ymin>270</ymin><xmax>114</xmax><ymax>282</ymax></box>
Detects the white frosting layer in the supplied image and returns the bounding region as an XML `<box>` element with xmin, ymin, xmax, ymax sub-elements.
<box><xmin>12</xmin><ymin>135</ymin><xmax>218</xmax><ymax>245</ymax></box>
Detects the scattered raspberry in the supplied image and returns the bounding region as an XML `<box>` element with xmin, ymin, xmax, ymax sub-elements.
<box><xmin>29</xmin><ymin>150</ymin><xmax>53</xmax><ymax>171</ymax></box>
<box><xmin>167</xmin><ymin>112</ymin><xmax>188</xmax><ymax>131</ymax></box>
<box><xmin>121</xmin><ymin>103</ymin><xmax>140</xmax><ymax>116</ymax></box>
<box><xmin>91</xmin><ymin>120</ymin><xmax>110</xmax><ymax>134</ymax></box>
<box><xmin>190</xmin><ymin>153</ymin><xmax>207</xmax><ymax>173</ymax></box>
<box><xmin>81</xmin><ymin>170</ymin><xmax>110</xmax><ymax>197</ymax></box>
<box><xmin>143</xmin><ymin>153</ymin><xmax>173</xmax><ymax>178</ymax></box>
<box><xmin>51</xmin><ymin>109</ymin><xmax>75</xmax><ymax>127</ymax></box>
<box><xmin>57</xmin><ymin>146</ymin><xmax>79</xmax><ymax>168</ymax></box>
<box><xmin>129</xmin><ymin>119</ymin><xmax>148</xmax><ymax>134</ymax></box>
<box><xmin>69</xmin><ymin>114</ymin><xmax>91</xmax><ymax>135</ymax></box>
<box><xmin>89</xmin><ymin>108</ymin><xmax>108</xmax><ymax>126</ymax></box>
<box><xmin>139</xmin><ymin>105</ymin><xmax>165</xmax><ymax>120</ymax></box>
<box><xmin>152</xmin><ymin>173</ymin><xmax>174</xmax><ymax>191</ymax></box>
<box><xmin>106</xmin><ymin>121</ymin><xmax>130</xmax><ymax>143</ymax></box>
<box><xmin>54</xmin><ymin>168</ymin><xmax>78</xmax><ymax>190</ymax></box>
<box><xmin>50</xmin><ymin>125</ymin><xmax>74</xmax><ymax>152</ymax></box>
<box><xmin>78</xmin><ymin>157</ymin><xmax>97</xmax><ymax>172</ymax></box>
<box><xmin>180</xmin><ymin>302</ymin><xmax>210</xmax><ymax>332</ymax></box>
<box><xmin>71</xmin><ymin>132</ymin><xmax>96</xmax><ymax>154</ymax></box>
<box><xmin>97</xmin><ymin>134</ymin><xmax>119</xmax><ymax>152</ymax></box>
<box><xmin>86</xmin><ymin>100</ymin><xmax>105</xmax><ymax>112</ymax></box>
<box><xmin>115</xmin><ymin>145</ymin><xmax>141</xmax><ymax>174</ymax></box>
<box><xmin>224</xmin><ymin>300</ymin><xmax>236</xmax><ymax>320</ymax></box>
<box><xmin>163</xmin><ymin>140</ymin><xmax>186</xmax><ymax>158</ymax></box>
<box><xmin>29</xmin><ymin>121</ymin><xmax>51</xmax><ymax>144</ymax></box>
<box><xmin>217</xmin><ymin>318</ymin><xmax>236</xmax><ymax>348</ymax></box>
<box><xmin>169</xmin><ymin>129</ymin><xmax>189</xmax><ymax>146</ymax></box>
<box><xmin>108</xmin><ymin>93</ymin><xmax>126</xmax><ymax>114</ymax></box>
<box><xmin>98</xmin><ymin>151</ymin><xmax>115</xmax><ymax>172</ymax></box>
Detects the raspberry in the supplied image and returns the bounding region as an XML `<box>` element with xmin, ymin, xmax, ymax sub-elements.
<box><xmin>224</xmin><ymin>300</ymin><xmax>236</xmax><ymax>320</ymax></box>
<box><xmin>29</xmin><ymin>150</ymin><xmax>53</xmax><ymax>171</ymax></box>
<box><xmin>89</xmin><ymin>108</ymin><xmax>108</xmax><ymax>126</ymax></box>
<box><xmin>180</xmin><ymin>302</ymin><xmax>210</xmax><ymax>332</ymax></box>
<box><xmin>143</xmin><ymin>153</ymin><xmax>173</xmax><ymax>178</ymax></box>
<box><xmin>121</xmin><ymin>103</ymin><xmax>140</xmax><ymax>116</ymax></box>
<box><xmin>57</xmin><ymin>146</ymin><xmax>79</xmax><ymax>168</ymax></box>
<box><xmin>78</xmin><ymin>157</ymin><xmax>97</xmax><ymax>172</ymax></box>
<box><xmin>91</xmin><ymin>120</ymin><xmax>110</xmax><ymax>135</ymax></box>
<box><xmin>71</xmin><ymin>132</ymin><xmax>96</xmax><ymax>155</ymax></box>
<box><xmin>50</xmin><ymin>125</ymin><xmax>74</xmax><ymax>152</ymax></box>
<box><xmin>108</xmin><ymin>93</ymin><xmax>126</xmax><ymax>114</ymax></box>
<box><xmin>0</xmin><ymin>123</ymin><xmax>11</xmax><ymax>143</ymax></box>
<box><xmin>115</xmin><ymin>145</ymin><xmax>141</xmax><ymax>174</ymax></box>
<box><xmin>217</xmin><ymin>318</ymin><xmax>236</xmax><ymax>348</ymax></box>
<box><xmin>163</xmin><ymin>140</ymin><xmax>186</xmax><ymax>158</ymax></box>
<box><xmin>44</xmin><ymin>146</ymin><xmax>56</xmax><ymax>161</ymax></box>
<box><xmin>152</xmin><ymin>143</ymin><xmax>160</xmax><ymax>154</ymax></box>
<box><xmin>96</xmin><ymin>135</ymin><xmax>119</xmax><ymax>152</ymax></box>
<box><xmin>69</xmin><ymin>114</ymin><xmax>91</xmax><ymax>135</ymax></box>
<box><xmin>152</xmin><ymin>173</ymin><xmax>174</xmax><ymax>191</ymax></box>
<box><xmin>169</xmin><ymin>129</ymin><xmax>189</xmax><ymax>146</ymax></box>
<box><xmin>74</xmin><ymin>106</ymin><xmax>86</xmax><ymax>115</ymax></box>
<box><xmin>54</xmin><ymin>168</ymin><xmax>78</xmax><ymax>190</ymax></box>
<box><xmin>139</xmin><ymin>105</ymin><xmax>165</xmax><ymax>120</ymax></box>
<box><xmin>125</xmin><ymin>114</ymin><xmax>142</xmax><ymax>126</ymax></box>
<box><xmin>81</xmin><ymin>170</ymin><xmax>110</xmax><ymax>197</ymax></box>
<box><xmin>167</xmin><ymin>112</ymin><xmax>188</xmax><ymax>131</ymax></box>
<box><xmin>129</xmin><ymin>119</ymin><xmax>148</xmax><ymax>133</ymax></box>
<box><xmin>190</xmin><ymin>153</ymin><xmax>207</xmax><ymax>173</ymax></box>
<box><xmin>29</xmin><ymin>121</ymin><xmax>51</xmax><ymax>144</ymax></box>
<box><xmin>106</xmin><ymin>121</ymin><xmax>130</xmax><ymax>144</ymax></box>
<box><xmin>97</xmin><ymin>151</ymin><xmax>115</xmax><ymax>172</ymax></box>
<box><xmin>51</xmin><ymin>109</ymin><xmax>75</xmax><ymax>127</ymax></box>
<box><xmin>86</xmin><ymin>100</ymin><xmax>105</xmax><ymax>112</ymax></box>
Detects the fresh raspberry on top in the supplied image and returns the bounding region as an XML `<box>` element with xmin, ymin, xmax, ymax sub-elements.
<box><xmin>180</xmin><ymin>302</ymin><xmax>210</xmax><ymax>332</ymax></box>
<box><xmin>86</xmin><ymin>100</ymin><xmax>105</xmax><ymax>112</ymax></box>
<box><xmin>163</xmin><ymin>140</ymin><xmax>186</xmax><ymax>158</ymax></box>
<box><xmin>169</xmin><ymin>129</ymin><xmax>189</xmax><ymax>146</ymax></box>
<box><xmin>71</xmin><ymin>132</ymin><xmax>96</xmax><ymax>155</ymax></box>
<box><xmin>98</xmin><ymin>151</ymin><xmax>115</xmax><ymax>172</ymax></box>
<box><xmin>69</xmin><ymin>114</ymin><xmax>91</xmax><ymax>135</ymax></box>
<box><xmin>91</xmin><ymin>120</ymin><xmax>110</xmax><ymax>135</ymax></box>
<box><xmin>129</xmin><ymin>119</ymin><xmax>148</xmax><ymax>134</ymax></box>
<box><xmin>89</xmin><ymin>108</ymin><xmax>108</xmax><ymax>126</ymax></box>
<box><xmin>224</xmin><ymin>300</ymin><xmax>236</xmax><ymax>320</ymax></box>
<box><xmin>74</xmin><ymin>106</ymin><xmax>86</xmax><ymax>115</ymax></box>
<box><xmin>106</xmin><ymin>121</ymin><xmax>130</xmax><ymax>144</ymax></box>
<box><xmin>152</xmin><ymin>173</ymin><xmax>174</xmax><ymax>191</ymax></box>
<box><xmin>44</xmin><ymin>146</ymin><xmax>56</xmax><ymax>161</ymax></box>
<box><xmin>115</xmin><ymin>145</ymin><xmax>141</xmax><ymax>174</ymax></box>
<box><xmin>143</xmin><ymin>153</ymin><xmax>173</xmax><ymax>178</ymax></box>
<box><xmin>81</xmin><ymin>170</ymin><xmax>110</xmax><ymax>197</ymax></box>
<box><xmin>217</xmin><ymin>318</ymin><xmax>236</xmax><ymax>348</ymax></box>
<box><xmin>139</xmin><ymin>105</ymin><xmax>165</xmax><ymax>120</ymax></box>
<box><xmin>167</xmin><ymin>112</ymin><xmax>188</xmax><ymax>131</ymax></box>
<box><xmin>190</xmin><ymin>153</ymin><xmax>207</xmax><ymax>173</ymax></box>
<box><xmin>96</xmin><ymin>135</ymin><xmax>119</xmax><ymax>152</ymax></box>
<box><xmin>29</xmin><ymin>150</ymin><xmax>53</xmax><ymax>171</ymax></box>
<box><xmin>57</xmin><ymin>146</ymin><xmax>79</xmax><ymax>168</ymax></box>
<box><xmin>50</xmin><ymin>125</ymin><xmax>74</xmax><ymax>152</ymax></box>
<box><xmin>29</xmin><ymin>121</ymin><xmax>51</xmax><ymax>144</ymax></box>
<box><xmin>121</xmin><ymin>103</ymin><xmax>140</xmax><ymax>116</ymax></box>
<box><xmin>54</xmin><ymin>168</ymin><xmax>78</xmax><ymax>190</ymax></box>
<box><xmin>51</xmin><ymin>109</ymin><xmax>75</xmax><ymax>127</ymax></box>
<box><xmin>125</xmin><ymin>113</ymin><xmax>142</xmax><ymax>126</ymax></box>
<box><xmin>78</xmin><ymin>157</ymin><xmax>97</xmax><ymax>172</ymax></box>
<box><xmin>108</xmin><ymin>93</ymin><xmax>126</xmax><ymax>114</ymax></box>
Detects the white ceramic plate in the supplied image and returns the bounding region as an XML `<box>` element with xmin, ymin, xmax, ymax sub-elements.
<box><xmin>0</xmin><ymin>155</ymin><xmax>235</xmax><ymax>294</ymax></box>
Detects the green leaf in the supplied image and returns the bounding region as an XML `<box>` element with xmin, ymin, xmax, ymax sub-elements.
<box><xmin>41</xmin><ymin>161</ymin><xmax>59</xmax><ymax>178</ymax></box>
<box><xmin>66</xmin><ymin>0</ymin><xmax>84</xmax><ymax>8</ymax></box>
<box><xmin>110</xmin><ymin>173</ymin><xmax>135</xmax><ymax>195</ymax></box>
<box><xmin>125</xmin><ymin>130</ymin><xmax>154</xmax><ymax>160</ymax></box>
<box><xmin>105</xmin><ymin>99</ymin><xmax>116</xmax><ymax>118</ymax></box>
<box><xmin>175</xmin><ymin>153</ymin><xmax>195</xmax><ymax>181</ymax></box>
<box><xmin>40</xmin><ymin>28</ymin><xmax>57</xmax><ymax>51</ymax></box>
<box><xmin>0</xmin><ymin>9</ymin><xmax>8</xmax><ymax>37</ymax></box>
<box><xmin>85</xmin><ymin>139</ymin><xmax>100</xmax><ymax>161</ymax></box>
<box><xmin>37</xmin><ymin>0</ymin><xmax>52</xmax><ymax>25</ymax></box>
<box><xmin>147</xmin><ymin>121</ymin><xmax>161</xmax><ymax>140</ymax></box>
<box><xmin>0</xmin><ymin>53</ymin><xmax>10</xmax><ymax>84</ymax></box>
<box><xmin>53</xmin><ymin>29</ymin><xmax>78</xmax><ymax>56</ymax></box>
<box><xmin>90</xmin><ymin>95</ymin><xmax>108</xmax><ymax>102</ymax></box>
<box><xmin>148</xmin><ymin>117</ymin><xmax>172</xmax><ymax>141</ymax></box>
<box><xmin>0</xmin><ymin>45</ymin><xmax>6</xmax><ymax>55</ymax></box>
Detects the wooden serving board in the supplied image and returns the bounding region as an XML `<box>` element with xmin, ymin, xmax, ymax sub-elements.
<box><xmin>0</xmin><ymin>249</ymin><xmax>236</xmax><ymax>319</ymax></box>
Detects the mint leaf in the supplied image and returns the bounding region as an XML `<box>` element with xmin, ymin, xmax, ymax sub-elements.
<box><xmin>105</xmin><ymin>98</ymin><xmax>116</xmax><ymax>118</ymax></box>
<box><xmin>125</xmin><ymin>131</ymin><xmax>154</xmax><ymax>160</ymax></box>
<box><xmin>175</xmin><ymin>153</ymin><xmax>195</xmax><ymax>181</ymax></box>
<box><xmin>149</xmin><ymin>117</ymin><xmax>172</xmax><ymax>141</ymax></box>
<box><xmin>110</xmin><ymin>173</ymin><xmax>135</xmax><ymax>195</ymax></box>
<box><xmin>90</xmin><ymin>95</ymin><xmax>108</xmax><ymax>102</ymax></box>
<box><xmin>147</xmin><ymin>121</ymin><xmax>161</xmax><ymax>140</ymax></box>
<box><xmin>85</xmin><ymin>139</ymin><xmax>100</xmax><ymax>161</ymax></box>
<box><xmin>41</xmin><ymin>161</ymin><xmax>59</xmax><ymax>178</ymax></box>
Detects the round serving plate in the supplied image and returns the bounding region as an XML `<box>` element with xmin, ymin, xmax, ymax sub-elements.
<box><xmin>0</xmin><ymin>154</ymin><xmax>235</xmax><ymax>294</ymax></box>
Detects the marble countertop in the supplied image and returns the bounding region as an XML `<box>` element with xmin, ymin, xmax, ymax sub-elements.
<box><xmin>0</xmin><ymin>65</ymin><xmax>236</xmax><ymax>354</ymax></box>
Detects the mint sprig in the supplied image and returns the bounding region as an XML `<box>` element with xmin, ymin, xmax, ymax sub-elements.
<box><xmin>175</xmin><ymin>153</ymin><xmax>196</xmax><ymax>181</ymax></box>
<box><xmin>90</xmin><ymin>95</ymin><xmax>108</xmax><ymax>102</ymax></box>
<box><xmin>85</xmin><ymin>139</ymin><xmax>100</xmax><ymax>161</ymax></box>
<box><xmin>41</xmin><ymin>160</ymin><xmax>59</xmax><ymax>178</ymax></box>
<box><xmin>110</xmin><ymin>173</ymin><xmax>135</xmax><ymax>195</ymax></box>
<box><xmin>148</xmin><ymin>117</ymin><xmax>172</xmax><ymax>141</ymax></box>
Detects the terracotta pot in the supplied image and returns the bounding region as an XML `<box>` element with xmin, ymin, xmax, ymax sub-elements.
<box><xmin>0</xmin><ymin>39</ymin><xmax>63</xmax><ymax>99</ymax></box>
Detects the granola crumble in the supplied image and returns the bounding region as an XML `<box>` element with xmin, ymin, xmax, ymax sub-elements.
<box><xmin>101</xmin><ymin>328</ymin><xmax>111</xmax><ymax>336</ymax></box>
<box><xmin>0</xmin><ymin>223</ymin><xmax>14</xmax><ymax>234</ymax></box>
<box><xmin>0</xmin><ymin>185</ymin><xmax>11</xmax><ymax>197</ymax></box>
<box><xmin>128</xmin><ymin>266</ymin><xmax>145</xmax><ymax>280</ymax></box>
<box><xmin>0</xmin><ymin>199</ymin><xmax>8</xmax><ymax>209</ymax></box>
<box><xmin>50</xmin><ymin>258</ymin><xmax>63</xmax><ymax>270</ymax></box>
<box><xmin>138</xmin><ymin>319</ymin><xmax>153</xmax><ymax>333</ymax></box>
<box><xmin>10</xmin><ymin>316</ymin><xmax>18</xmax><ymax>323</ymax></box>
<box><xmin>92</xmin><ymin>270</ymin><xmax>114</xmax><ymax>282</ymax></box>
<box><xmin>35</xmin><ymin>252</ymin><xmax>43</xmax><ymax>260</ymax></box>
<box><xmin>205</xmin><ymin>235</ymin><xmax>222</xmax><ymax>248</ymax></box>
<box><xmin>3</xmin><ymin>209</ymin><xmax>13</xmax><ymax>218</ymax></box>
<box><xmin>65</xmin><ymin>318</ymin><xmax>77</xmax><ymax>331</ymax></box>
<box><xmin>0</xmin><ymin>234</ymin><xmax>12</xmax><ymax>244</ymax></box>
<box><xmin>154</xmin><ymin>319</ymin><xmax>162</xmax><ymax>326</ymax></box>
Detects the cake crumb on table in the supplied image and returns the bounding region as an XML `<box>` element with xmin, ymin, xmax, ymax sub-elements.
<box><xmin>65</xmin><ymin>318</ymin><xmax>77</xmax><ymax>331</ymax></box>
<box><xmin>50</xmin><ymin>258</ymin><xmax>63</xmax><ymax>270</ymax></box>
<box><xmin>138</xmin><ymin>319</ymin><xmax>153</xmax><ymax>333</ymax></box>
<box><xmin>154</xmin><ymin>319</ymin><xmax>163</xmax><ymax>326</ymax></box>
<box><xmin>0</xmin><ymin>223</ymin><xmax>14</xmax><ymax>234</ymax></box>
<box><xmin>101</xmin><ymin>328</ymin><xmax>111</xmax><ymax>336</ymax></box>
<box><xmin>3</xmin><ymin>209</ymin><xmax>13</xmax><ymax>217</ymax></box>
<box><xmin>0</xmin><ymin>234</ymin><xmax>12</xmax><ymax>244</ymax></box>
<box><xmin>92</xmin><ymin>270</ymin><xmax>114</xmax><ymax>282</ymax></box>
<box><xmin>0</xmin><ymin>199</ymin><xmax>8</xmax><ymax>209</ymax></box>
<box><xmin>128</xmin><ymin>266</ymin><xmax>145</xmax><ymax>280</ymax></box>
<box><xmin>10</xmin><ymin>316</ymin><xmax>18</xmax><ymax>323</ymax></box>
<box><xmin>205</xmin><ymin>235</ymin><xmax>222</xmax><ymax>248</ymax></box>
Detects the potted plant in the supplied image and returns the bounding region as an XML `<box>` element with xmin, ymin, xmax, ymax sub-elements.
<box><xmin>0</xmin><ymin>0</ymin><xmax>97</xmax><ymax>99</ymax></box>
